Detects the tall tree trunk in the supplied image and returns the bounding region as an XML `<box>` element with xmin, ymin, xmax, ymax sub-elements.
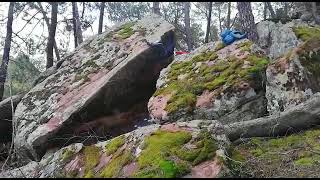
<box><xmin>284</xmin><ymin>2</ymin><xmax>288</xmax><ymax>17</ymax></box>
<box><xmin>184</xmin><ymin>2</ymin><xmax>192</xmax><ymax>51</ymax></box>
<box><xmin>266</xmin><ymin>2</ymin><xmax>276</xmax><ymax>19</ymax></box>
<box><xmin>98</xmin><ymin>2</ymin><xmax>105</xmax><ymax>34</ymax></box>
<box><xmin>72</xmin><ymin>2</ymin><xmax>83</xmax><ymax>47</ymax></box>
<box><xmin>263</xmin><ymin>2</ymin><xmax>267</xmax><ymax>20</ymax></box>
<box><xmin>226</xmin><ymin>2</ymin><xmax>231</xmax><ymax>29</ymax></box>
<box><xmin>311</xmin><ymin>2</ymin><xmax>320</xmax><ymax>24</ymax></box>
<box><xmin>72</xmin><ymin>3</ymin><xmax>78</xmax><ymax>48</ymax></box>
<box><xmin>46</xmin><ymin>2</ymin><xmax>58</xmax><ymax>69</ymax></box>
<box><xmin>152</xmin><ymin>2</ymin><xmax>160</xmax><ymax>15</ymax></box>
<box><xmin>0</xmin><ymin>2</ymin><xmax>14</xmax><ymax>101</ymax></box>
<box><xmin>217</xmin><ymin>3</ymin><xmax>222</xmax><ymax>33</ymax></box>
<box><xmin>37</xmin><ymin>2</ymin><xmax>60</xmax><ymax>62</ymax></box>
<box><xmin>237</xmin><ymin>2</ymin><xmax>259</xmax><ymax>43</ymax></box>
<box><xmin>205</xmin><ymin>2</ymin><xmax>212</xmax><ymax>43</ymax></box>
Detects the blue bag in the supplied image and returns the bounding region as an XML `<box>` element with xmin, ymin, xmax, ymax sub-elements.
<box><xmin>220</xmin><ymin>29</ymin><xmax>247</xmax><ymax>46</ymax></box>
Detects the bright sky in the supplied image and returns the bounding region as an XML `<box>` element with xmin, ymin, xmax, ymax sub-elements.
<box><xmin>0</xmin><ymin>2</ymin><xmax>270</xmax><ymax>71</ymax></box>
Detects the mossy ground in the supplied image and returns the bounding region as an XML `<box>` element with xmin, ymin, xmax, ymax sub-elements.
<box><xmin>232</xmin><ymin>127</ymin><xmax>320</xmax><ymax>177</ymax></box>
<box><xmin>154</xmin><ymin>41</ymin><xmax>268</xmax><ymax>114</ymax></box>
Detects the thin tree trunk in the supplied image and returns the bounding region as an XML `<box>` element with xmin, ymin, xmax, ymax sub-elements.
<box><xmin>311</xmin><ymin>2</ymin><xmax>320</xmax><ymax>25</ymax></box>
<box><xmin>72</xmin><ymin>2</ymin><xmax>83</xmax><ymax>46</ymax></box>
<box><xmin>46</xmin><ymin>2</ymin><xmax>58</xmax><ymax>69</ymax></box>
<box><xmin>218</xmin><ymin>4</ymin><xmax>222</xmax><ymax>33</ymax></box>
<box><xmin>266</xmin><ymin>2</ymin><xmax>276</xmax><ymax>19</ymax></box>
<box><xmin>284</xmin><ymin>2</ymin><xmax>288</xmax><ymax>17</ymax></box>
<box><xmin>0</xmin><ymin>2</ymin><xmax>14</xmax><ymax>101</ymax></box>
<box><xmin>226</xmin><ymin>2</ymin><xmax>231</xmax><ymax>29</ymax></box>
<box><xmin>205</xmin><ymin>2</ymin><xmax>212</xmax><ymax>43</ymax></box>
<box><xmin>237</xmin><ymin>2</ymin><xmax>259</xmax><ymax>43</ymax></box>
<box><xmin>153</xmin><ymin>2</ymin><xmax>160</xmax><ymax>15</ymax></box>
<box><xmin>72</xmin><ymin>3</ymin><xmax>78</xmax><ymax>48</ymax></box>
<box><xmin>184</xmin><ymin>2</ymin><xmax>192</xmax><ymax>51</ymax></box>
<box><xmin>263</xmin><ymin>2</ymin><xmax>267</xmax><ymax>20</ymax></box>
<box><xmin>37</xmin><ymin>2</ymin><xmax>60</xmax><ymax>62</ymax></box>
<box><xmin>98</xmin><ymin>2</ymin><xmax>105</xmax><ymax>34</ymax></box>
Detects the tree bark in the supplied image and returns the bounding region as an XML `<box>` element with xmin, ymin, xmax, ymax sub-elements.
<box><xmin>217</xmin><ymin>3</ymin><xmax>222</xmax><ymax>33</ymax></box>
<box><xmin>98</xmin><ymin>2</ymin><xmax>105</xmax><ymax>34</ymax></box>
<box><xmin>263</xmin><ymin>2</ymin><xmax>267</xmax><ymax>20</ymax></box>
<box><xmin>152</xmin><ymin>2</ymin><xmax>160</xmax><ymax>15</ymax></box>
<box><xmin>284</xmin><ymin>2</ymin><xmax>288</xmax><ymax>17</ymax></box>
<box><xmin>0</xmin><ymin>2</ymin><xmax>14</xmax><ymax>101</ymax></box>
<box><xmin>266</xmin><ymin>2</ymin><xmax>276</xmax><ymax>19</ymax></box>
<box><xmin>46</xmin><ymin>2</ymin><xmax>58</xmax><ymax>69</ymax></box>
<box><xmin>237</xmin><ymin>2</ymin><xmax>258</xmax><ymax>43</ymax></box>
<box><xmin>184</xmin><ymin>2</ymin><xmax>192</xmax><ymax>51</ymax></box>
<box><xmin>226</xmin><ymin>2</ymin><xmax>231</xmax><ymax>29</ymax></box>
<box><xmin>225</xmin><ymin>95</ymin><xmax>320</xmax><ymax>141</ymax></box>
<box><xmin>37</xmin><ymin>2</ymin><xmax>60</xmax><ymax>62</ymax></box>
<box><xmin>204</xmin><ymin>2</ymin><xmax>212</xmax><ymax>43</ymax></box>
<box><xmin>72</xmin><ymin>3</ymin><xmax>78</xmax><ymax>48</ymax></box>
<box><xmin>311</xmin><ymin>2</ymin><xmax>320</xmax><ymax>25</ymax></box>
<box><xmin>72</xmin><ymin>2</ymin><xmax>83</xmax><ymax>47</ymax></box>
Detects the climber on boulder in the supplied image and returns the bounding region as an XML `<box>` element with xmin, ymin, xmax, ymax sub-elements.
<box><xmin>220</xmin><ymin>29</ymin><xmax>247</xmax><ymax>46</ymax></box>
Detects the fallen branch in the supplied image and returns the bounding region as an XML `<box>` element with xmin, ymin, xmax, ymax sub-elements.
<box><xmin>225</xmin><ymin>94</ymin><xmax>320</xmax><ymax>141</ymax></box>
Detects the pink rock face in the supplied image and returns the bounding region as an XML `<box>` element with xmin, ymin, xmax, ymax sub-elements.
<box><xmin>160</xmin><ymin>123</ymin><xmax>193</xmax><ymax>133</ymax></box>
<box><xmin>148</xmin><ymin>94</ymin><xmax>172</xmax><ymax>120</ymax></box>
<box><xmin>196</xmin><ymin>90</ymin><xmax>216</xmax><ymax>108</ymax></box>
<box><xmin>191</xmin><ymin>157</ymin><xmax>222</xmax><ymax>178</ymax></box>
<box><xmin>14</xmin><ymin>15</ymin><xmax>175</xmax><ymax>160</ymax></box>
<box><xmin>64</xmin><ymin>155</ymin><xmax>83</xmax><ymax>174</ymax></box>
<box><xmin>94</xmin><ymin>153</ymin><xmax>112</xmax><ymax>173</ymax></box>
<box><xmin>121</xmin><ymin>162</ymin><xmax>138</xmax><ymax>177</ymax></box>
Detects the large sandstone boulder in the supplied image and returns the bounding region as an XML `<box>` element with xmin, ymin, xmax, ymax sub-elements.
<box><xmin>148</xmin><ymin>39</ymin><xmax>269</xmax><ymax>124</ymax></box>
<box><xmin>13</xmin><ymin>14</ymin><xmax>175</xmax><ymax>161</ymax></box>
<box><xmin>257</xmin><ymin>20</ymin><xmax>300</xmax><ymax>61</ymax></box>
<box><xmin>1</xmin><ymin>120</ymin><xmax>234</xmax><ymax>178</ymax></box>
<box><xmin>265</xmin><ymin>25</ymin><xmax>320</xmax><ymax>114</ymax></box>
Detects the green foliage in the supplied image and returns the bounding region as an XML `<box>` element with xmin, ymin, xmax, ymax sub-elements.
<box><xmin>106</xmin><ymin>2</ymin><xmax>150</xmax><ymax>22</ymax></box>
<box><xmin>2</xmin><ymin>53</ymin><xmax>40</xmax><ymax>98</ymax></box>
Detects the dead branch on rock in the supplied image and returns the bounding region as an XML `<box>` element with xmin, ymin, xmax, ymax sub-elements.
<box><xmin>225</xmin><ymin>94</ymin><xmax>320</xmax><ymax>141</ymax></box>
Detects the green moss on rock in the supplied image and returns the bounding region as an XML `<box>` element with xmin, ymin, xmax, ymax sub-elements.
<box><xmin>62</xmin><ymin>148</ymin><xmax>75</xmax><ymax>161</ymax></box>
<box><xmin>83</xmin><ymin>145</ymin><xmax>100</xmax><ymax>178</ymax></box>
<box><xmin>117</xmin><ymin>22</ymin><xmax>136</xmax><ymax>39</ymax></box>
<box><xmin>105</xmin><ymin>135</ymin><xmax>126</xmax><ymax>155</ymax></box>
<box><xmin>133</xmin><ymin>130</ymin><xmax>192</xmax><ymax>178</ymax></box>
<box><xmin>100</xmin><ymin>149</ymin><xmax>133</xmax><ymax>178</ymax></box>
<box><xmin>293</xmin><ymin>26</ymin><xmax>320</xmax><ymax>42</ymax></box>
<box><xmin>154</xmin><ymin>44</ymin><xmax>269</xmax><ymax>115</ymax></box>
